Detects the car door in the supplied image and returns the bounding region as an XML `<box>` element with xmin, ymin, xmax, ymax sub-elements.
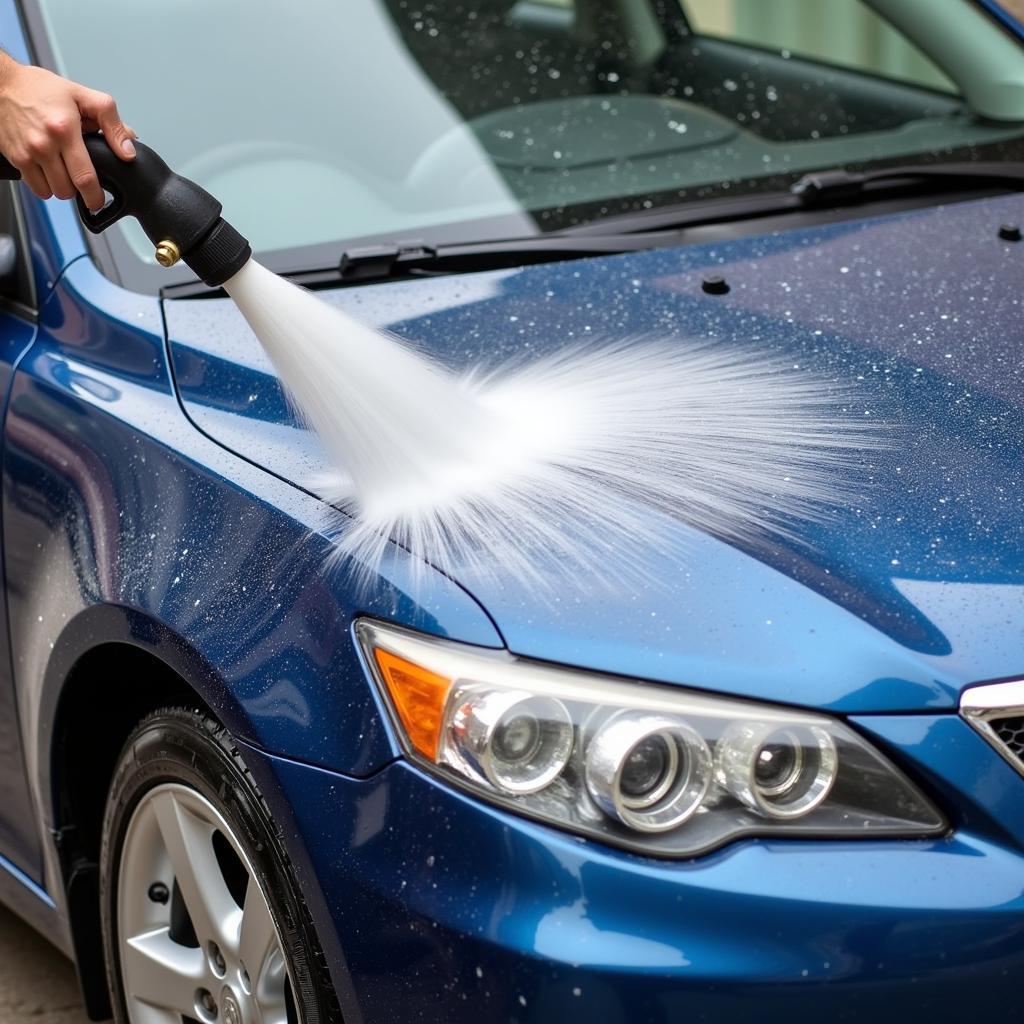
<box><xmin>0</xmin><ymin>180</ymin><xmax>44</xmax><ymax>881</ymax></box>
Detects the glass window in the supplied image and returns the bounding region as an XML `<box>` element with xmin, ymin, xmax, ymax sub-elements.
<box><xmin>32</xmin><ymin>0</ymin><xmax>1024</xmax><ymax>283</ymax></box>
<box><xmin>684</xmin><ymin>0</ymin><xmax>955</xmax><ymax>93</ymax></box>
<box><xmin>0</xmin><ymin>185</ymin><xmax>33</xmax><ymax>311</ymax></box>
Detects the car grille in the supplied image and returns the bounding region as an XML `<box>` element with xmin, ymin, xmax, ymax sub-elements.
<box><xmin>991</xmin><ymin>716</ymin><xmax>1024</xmax><ymax>763</ymax></box>
<box><xmin>960</xmin><ymin>681</ymin><xmax>1024</xmax><ymax>777</ymax></box>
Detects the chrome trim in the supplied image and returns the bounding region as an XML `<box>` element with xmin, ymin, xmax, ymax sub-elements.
<box><xmin>959</xmin><ymin>679</ymin><xmax>1024</xmax><ymax>778</ymax></box>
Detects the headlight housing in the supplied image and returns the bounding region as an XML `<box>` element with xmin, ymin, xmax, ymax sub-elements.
<box><xmin>357</xmin><ymin>619</ymin><xmax>945</xmax><ymax>857</ymax></box>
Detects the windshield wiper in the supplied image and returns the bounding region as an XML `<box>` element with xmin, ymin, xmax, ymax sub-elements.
<box><xmin>336</xmin><ymin>235</ymin><xmax>676</xmax><ymax>281</ymax></box>
<box><xmin>279</xmin><ymin>232</ymin><xmax>692</xmax><ymax>288</ymax></box>
<box><xmin>791</xmin><ymin>162</ymin><xmax>1024</xmax><ymax>205</ymax></box>
<box><xmin>565</xmin><ymin>160</ymin><xmax>1024</xmax><ymax>237</ymax></box>
<box><xmin>165</xmin><ymin>161</ymin><xmax>1024</xmax><ymax>298</ymax></box>
<box><xmin>335</xmin><ymin>232</ymin><xmax>710</xmax><ymax>282</ymax></box>
<box><xmin>161</xmin><ymin>231</ymin><xmax>686</xmax><ymax>297</ymax></box>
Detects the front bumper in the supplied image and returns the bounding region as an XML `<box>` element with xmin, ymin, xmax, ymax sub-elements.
<box><xmin>245</xmin><ymin>713</ymin><xmax>1024</xmax><ymax>1024</ymax></box>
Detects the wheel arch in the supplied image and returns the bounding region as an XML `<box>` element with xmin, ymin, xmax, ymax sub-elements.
<box><xmin>42</xmin><ymin>605</ymin><xmax>237</xmax><ymax>1020</ymax></box>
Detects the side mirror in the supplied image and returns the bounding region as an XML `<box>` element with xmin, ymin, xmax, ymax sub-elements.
<box><xmin>0</xmin><ymin>235</ymin><xmax>16</xmax><ymax>282</ymax></box>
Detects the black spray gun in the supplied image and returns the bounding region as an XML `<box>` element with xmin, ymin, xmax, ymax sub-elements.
<box><xmin>0</xmin><ymin>133</ymin><xmax>251</xmax><ymax>286</ymax></box>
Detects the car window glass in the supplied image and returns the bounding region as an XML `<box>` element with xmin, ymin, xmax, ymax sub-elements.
<box><xmin>34</xmin><ymin>0</ymin><xmax>1024</xmax><ymax>277</ymax></box>
<box><xmin>683</xmin><ymin>0</ymin><xmax>956</xmax><ymax>93</ymax></box>
<box><xmin>0</xmin><ymin>184</ymin><xmax>32</xmax><ymax>312</ymax></box>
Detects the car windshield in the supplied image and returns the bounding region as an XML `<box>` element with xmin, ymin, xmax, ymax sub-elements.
<box><xmin>31</xmin><ymin>0</ymin><xmax>1024</xmax><ymax>271</ymax></box>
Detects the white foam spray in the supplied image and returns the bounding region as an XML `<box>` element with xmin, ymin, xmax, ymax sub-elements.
<box><xmin>225</xmin><ymin>260</ymin><xmax>876</xmax><ymax>588</ymax></box>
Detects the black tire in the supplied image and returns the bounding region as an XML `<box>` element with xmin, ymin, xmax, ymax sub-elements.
<box><xmin>99</xmin><ymin>706</ymin><xmax>342</xmax><ymax>1024</ymax></box>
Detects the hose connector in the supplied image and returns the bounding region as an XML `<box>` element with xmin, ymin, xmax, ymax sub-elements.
<box><xmin>154</xmin><ymin>239</ymin><xmax>181</xmax><ymax>268</ymax></box>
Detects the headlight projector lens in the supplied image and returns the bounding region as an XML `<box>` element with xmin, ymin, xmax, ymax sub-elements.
<box><xmin>585</xmin><ymin>713</ymin><xmax>712</xmax><ymax>832</ymax></box>
<box><xmin>619</xmin><ymin>731</ymin><xmax>677</xmax><ymax>809</ymax></box>
<box><xmin>449</xmin><ymin>690</ymin><xmax>573</xmax><ymax>794</ymax></box>
<box><xmin>717</xmin><ymin>722</ymin><xmax>837</xmax><ymax>819</ymax></box>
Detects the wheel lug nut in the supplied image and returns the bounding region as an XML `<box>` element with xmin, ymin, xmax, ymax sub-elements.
<box><xmin>147</xmin><ymin>882</ymin><xmax>169</xmax><ymax>904</ymax></box>
<box><xmin>198</xmin><ymin>987</ymin><xmax>218</xmax><ymax>1017</ymax></box>
<box><xmin>208</xmin><ymin>940</ymin><xmax>226</xmax><ymax>976</ymax></box>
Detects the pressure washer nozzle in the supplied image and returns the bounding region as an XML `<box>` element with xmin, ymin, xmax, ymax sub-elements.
<box><xmin>73</xmin><ymin>135</ymin><xmax>251</xmax><ymax>286</ymax></box>
<box><xmin>154</xmin><ymin>239</ymin><xmax>181</xmax><ymax>268</ymax></box>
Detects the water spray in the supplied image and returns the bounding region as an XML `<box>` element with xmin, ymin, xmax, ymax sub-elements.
<box><xmin>0</xmin><ymin>135</ymin><xmax>875</xmax><ymax>589</ymax></box>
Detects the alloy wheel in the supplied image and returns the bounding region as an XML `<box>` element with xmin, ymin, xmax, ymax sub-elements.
<box><xmin>116</xmin><ymin>782</ymin><xmax>294</xmax><ymax>1024</ymax></box>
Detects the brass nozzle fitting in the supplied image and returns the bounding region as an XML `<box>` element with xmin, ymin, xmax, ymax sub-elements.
<box><xmin>154</xmin><ymin>239</ymin><xmax>181</xmax><ymax>268</ymax></box>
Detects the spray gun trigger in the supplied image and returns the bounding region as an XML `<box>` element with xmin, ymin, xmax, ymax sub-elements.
<box><xmin>75</xmin><ymin>185</ymin><xmax>129</xmax><ymax>233</ymax></box>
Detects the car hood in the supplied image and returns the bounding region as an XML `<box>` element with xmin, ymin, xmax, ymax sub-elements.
<box><xmin>165</xmin><ymin>194</ymin><xmax>1024</xmax><ymax>714</ymax></box>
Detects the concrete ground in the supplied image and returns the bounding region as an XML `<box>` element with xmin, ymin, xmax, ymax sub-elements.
<box><xmin>0</xmin><ymin>904</ymin><xmax>90</xmax><ymax>1023</ymax></box>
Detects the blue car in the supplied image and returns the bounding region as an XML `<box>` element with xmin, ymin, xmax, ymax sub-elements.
<box><xmin>2</xmin><ymin>0</ymin><xmax>1024</xmax><ymax>1021</ymax></box>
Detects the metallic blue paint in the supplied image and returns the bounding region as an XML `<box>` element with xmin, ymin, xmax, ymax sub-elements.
<box><xmin>977</xmin><ymin>0</ymin><xmax>1024</xmax><ymax>37</ymax></box>
<box><xmin>8</xmin><ymin>195</ymin><xmax>1024</xmax><ymax>1019</ymax></box>
<box><xmin>0</xmin><ymin>851</ymin><xmax>54</xmax><ymax>909</ymax></box>
<box><xmin>8</xmin><ymin>254</ymin><xmax>500</xmax><ymax>796</ymax></box>
<box><xmin>0</xmin><ymin>3</ymin><xmax>1022</xmax><ymax>1011</ymax></box>
<box><xmin>241</xmin><ymin>737</ymin><xmax>1024</xmax><ymax>1024</ymax></box>
<box><xmin>0</xmin><ymin>301</ymin><xmax>40</xmax><ymax>881</ymax></box>
<box><xmin>168</xmin><ymin>192</ymin><xmax>1024</xmax><ymax>714</ymax></box>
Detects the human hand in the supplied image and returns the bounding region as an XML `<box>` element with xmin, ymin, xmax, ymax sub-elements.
<box><xmin>0</xmin><ymin>54</ymin><xmax>137</xmax><ymax>211</ymax></box>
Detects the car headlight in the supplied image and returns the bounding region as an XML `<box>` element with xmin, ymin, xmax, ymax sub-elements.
<box><xmin>356</xmin><ymin>619</ymin><xmax>945</xmax><ymax>856</ymax></box>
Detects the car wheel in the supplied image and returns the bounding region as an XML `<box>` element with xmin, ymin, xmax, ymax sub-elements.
<box><xmin>100</xmin><ymin>707</ymin><xmax>340</xmax><ymax>1024</ymax></box>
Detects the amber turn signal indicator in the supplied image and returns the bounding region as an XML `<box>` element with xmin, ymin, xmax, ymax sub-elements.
<box><xmin>372</xmin><ymin>647</ymin><xmax>452</xmax><ymax>760</ymax></box>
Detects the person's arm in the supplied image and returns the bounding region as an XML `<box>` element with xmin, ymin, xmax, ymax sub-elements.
<box><xmin>0</xmin><ymin>51</ymin><xmax>135</xmax><ymax>211</ymax></box>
